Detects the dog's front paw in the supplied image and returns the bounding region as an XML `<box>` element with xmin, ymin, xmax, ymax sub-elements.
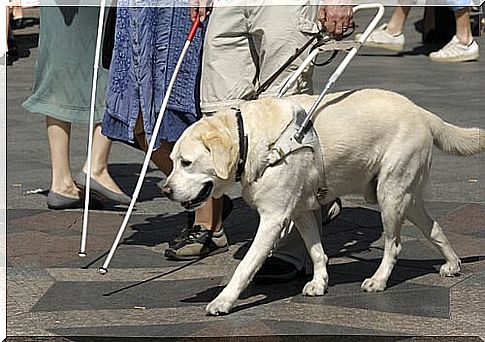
<box><xmin>302</xmin><ymin>280</ymin><xmax>327</xmax><ymax>296</ymax></box>
<box><xmin>439</xmin><ymin>260</ymin><xmax>461</xmax><ymax>277</ymax></box>
<box><xmin>206</xmin><ymin>295</ymin><xmax>235</xmax><ymax>316</ymax></box>
<box><xmin>361</xmin><ymin>278</ymin><xmax>386</xmax><ymax>292</ymax></box>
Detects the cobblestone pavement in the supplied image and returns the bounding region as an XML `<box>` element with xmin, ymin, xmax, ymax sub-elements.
<box><xmin>6</xmin><ymin>7</ymin><xmax>484</xmax><ymax>340</ymax></box>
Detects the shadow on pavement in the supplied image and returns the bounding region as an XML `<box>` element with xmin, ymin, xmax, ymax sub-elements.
<box><xmin>180</xmin><ymin>255</ymin><xmax>483</xmax><ymax>314</ymax></box>
<box><xmin>108</xmin><ymin>163</ymin><xmax>165</xmax><ymax>202</ymax></box>
<box><xmin>124</xmin><ymin>197</ymin><xmax>258</xmax><ymax>247</ymax></box>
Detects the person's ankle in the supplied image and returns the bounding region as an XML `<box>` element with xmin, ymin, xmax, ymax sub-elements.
<box><xmin>456</xmin><ymin>34</ymin><xmax>472</xmax><ymax>46</ymax></box>
<box><xmin>51</xmin><ymin>182</ymin><xmax>80</xmax><ymax>198</ymax></box>
<box><xmin>385</xmin><ymin>24</ymin><xmax>403</xmax><ymax>36</ymax></box>
<box><xmin>193</xmin><ymin>223</ymin><xmax>221</xmax><ymax>232</ymax></box>
<box><xmin>83</xmin><ymin>165</ymin><xmax>108</xmax><ymax>178</ymax></box>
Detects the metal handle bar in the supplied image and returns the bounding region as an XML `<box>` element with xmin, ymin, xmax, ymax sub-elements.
<box><xmin>294</xmin><ymin>3</ymin><xmax>385</xmax><ymax>141</ymax></box>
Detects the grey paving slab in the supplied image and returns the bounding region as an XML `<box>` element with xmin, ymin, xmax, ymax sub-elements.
<box><xmin>50</xmin><ymin>322</ymin><xmax>215</xmax><ymax>338</ymax></box>
<box><xmin>56</xmin><ymin>245</ymin><xmax>176</xmax><ymax>269</ymax></box>
<box><xmin>50</xmin><ymin>319</ymin><xmax>401</xmax><ymax>337</ymax></box>
<box><xmin>31</xmin><ymin>277</ymin><xmax>225</xmax><ymax>312</ymax></box>
<box><xmin>293</xmin><ymin>282</ymin><xmax>450</xmax><ymax>318</ymax></box>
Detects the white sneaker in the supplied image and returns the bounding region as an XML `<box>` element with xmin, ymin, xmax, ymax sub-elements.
<box><xmin>356</xmin><ymin>24</ymin><xmax>405</xmax><ymax>52</ymax></box>
<box><xmin>429</xmin><ymin>36</ymin><xmax>479</xmax><ymax>63</ymax></box>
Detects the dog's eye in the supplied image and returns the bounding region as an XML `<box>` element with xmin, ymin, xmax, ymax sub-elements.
<box><xmin>181</xmin><ymin>159</ymin><xmax>192</xmax><ymax>167</ymax></box>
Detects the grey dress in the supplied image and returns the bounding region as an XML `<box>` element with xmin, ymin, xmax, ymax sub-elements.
<box><xmin>23</xmin><ymin>6</ymin><xmax>107</xmax><ymax>124</ymax></box>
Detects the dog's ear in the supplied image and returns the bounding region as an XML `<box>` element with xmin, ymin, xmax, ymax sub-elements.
<box><xmin>202</xmin><ymin>134</ymin><xmax>237</xmax><ymax>180</ymax></box>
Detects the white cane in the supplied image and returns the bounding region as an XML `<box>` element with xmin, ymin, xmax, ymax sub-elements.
<box><xmin>79</xmin><ymin>0</ymin><xmax>107</xmax><ymax>257</ymax></box>
<box><xmin>98</xmin><ymin>15</ymin><xmax>202</xmax><ymax>274</ymax></box>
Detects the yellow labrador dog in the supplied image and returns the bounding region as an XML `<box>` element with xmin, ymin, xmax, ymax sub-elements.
<box><xmin>163</xmin><ymin>89</ymin><xmax>484</xmax><ymax>315</ymax></box>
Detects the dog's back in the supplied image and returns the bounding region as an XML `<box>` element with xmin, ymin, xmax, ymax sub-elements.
<box><xmin>288</xmin><ymin>89</ymin><xmax>484</xmax><ymax>198</ymax></box>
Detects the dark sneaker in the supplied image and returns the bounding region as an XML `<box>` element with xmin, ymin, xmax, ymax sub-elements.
<box><xmin>253</xmin><ymin>257</ymin><xmax>299</xmax><ymax>284</ymax></box>
<box><xmin>169</xmin><ymin>194</ymin><xmax>233</xmax><ymax>249</ymax></box>
<box><xmin>164</xmin><ymin>226</ymin><xmax>228</xmax><ymax>260</ymax></box>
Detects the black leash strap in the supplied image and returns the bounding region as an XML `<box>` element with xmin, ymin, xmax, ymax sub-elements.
<box><xmin>251</xmin><ymin>25</ymin><xmax>355</xmax><ymax>99</ymax></box>
<box><xmin>251</xmin><ymin>30</ymin><xmax>324</xmax><ymax>100</ymax></box>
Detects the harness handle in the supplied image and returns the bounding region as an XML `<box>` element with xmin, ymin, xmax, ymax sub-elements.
<box><xmin>294</xmin><ymin>3</ymin><xmax>385</xmax><ymax>142</ymax></box>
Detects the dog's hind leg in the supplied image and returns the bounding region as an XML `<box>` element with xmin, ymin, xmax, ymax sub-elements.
<box><xmin>406</xmin><ymin>197</ymin><xmax>461</xmax><ymax>277</ymax></box>
<box><xmin>361</xmin><ymin>180</ymin><xmax>410</xmax><ymax>293</ymax></box>
<box><xmin>293</xmin><ymin>212</ymin><xmax>329</xmax><ymax>296</ymax></box>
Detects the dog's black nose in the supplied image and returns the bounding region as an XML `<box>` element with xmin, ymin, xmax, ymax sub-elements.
<box><xmin>161</xmin><ymin>186</ymin><xmax>173</xmax><ymax>198</ymax></box>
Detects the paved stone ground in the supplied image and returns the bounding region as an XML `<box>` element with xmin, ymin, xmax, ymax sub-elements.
<box><xmin>6</xmin><ymin>7</ymin><xmax>484</xmax><ymax>340</ymax></box>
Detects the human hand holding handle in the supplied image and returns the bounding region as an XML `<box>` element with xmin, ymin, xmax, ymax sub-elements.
<box><xmin>318</xmin><ymin>0</ymin><xmax>354</xmax><ymax>37</ymax></box>
<box><xmin>190</xmin><ymin>0</ymin><xmax>214</xmax><ymax>23</ymax></box>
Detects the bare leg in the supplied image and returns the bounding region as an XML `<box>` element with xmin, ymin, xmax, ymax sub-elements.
<box><xmin>386</xmin><ymin>6</ymin><xmax>411</xmax><ymax>35</ymax></box>
<box><xmin>134</xmin><ymin>116</ymin><xmax>223</xmax><ymax>230</ymax></box>
<box><xmin>82</xmin><ymin>124</ymin><xmax>125</xmax><ymax>194</ymax></box>
<box><xmin>46</xmin><ymin>116</ymin><xmax>79</xmax><ymax>198</ymax></box>
<box><xmin>12</xmin><ymin>5</ymin><xmax>22</xmax><ymax>20</ymax></box>
<box><xmin>194</xmin><ymin>197</ymin><xmax>223</xmax><ymax>231</ymax></box>
<box><xmin>454</xmin><ymin>8</ymin><xmax>473</xmax><ymax>45</ymax></box>
<box><xmin>6</xmin><ymin>8</ymin><xmax>9</xmax><ymax>45</ymax></box>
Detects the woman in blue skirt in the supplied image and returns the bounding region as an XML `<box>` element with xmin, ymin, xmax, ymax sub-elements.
<box><xmin>102</xmin><ymin>5</ymin><xmax>232</xmax><ymax>260</ymax></box>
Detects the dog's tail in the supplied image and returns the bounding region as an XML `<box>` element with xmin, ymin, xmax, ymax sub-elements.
<box><xmin>425</xmin><ymin>111</ymin><xmax>485</xmax><ymax>156</ymax></box>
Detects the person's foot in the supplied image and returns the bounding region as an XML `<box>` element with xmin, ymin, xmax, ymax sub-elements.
<box><xmin>356</xmin><ymin>24</ymin><xmax>405</xmax><ymax>52</ymax></box>
<box><xmin>168</xmin><ymin>194</ymin><xmax>233</xmax><ymax>249</ymax></box>
<box><xmin>6</xmin><ymin>43</ymin><xmax>19</xmax><ymax>66</ymax></box>
<box><xmin>429</xmin><ymin>36</ymin><xmax>479</xmax><ymax>63</ymax></box>
<box><xmin>10</xmin><ymin>17</ymin><xmax>39</xmax><ymax>30</ymax></box>
<box><xmin>83</xmin><ymin>168</ymin><xmax>126</xmax><ymax>196</ymax></box>
<box><xmin>164</xmin><ymin>225</ymin><xmax>229</xmax><ymax>260</ymax></box>
<box><xmin>253</xmin><ymin>257</ymin><xmax>299</xmax><ymax>284</ymax></box>
<box><xmin>47</xmin><ymin>186</ymin><xmax>103</xmax><ymax>210</ymax></box>
<box><xmin>47</xmin><ymin>191</ymin><xmax>83</xmax><ymax>210</ymax></box>
<box><xmin>50</xmin><ymin>182</ymin><xmax>81</xmax><ymax>200</ymax></box>
<box><xmin>75</xmin><ymin>170</ymin><xmax>131</xmax><ymax>205</ymax></box>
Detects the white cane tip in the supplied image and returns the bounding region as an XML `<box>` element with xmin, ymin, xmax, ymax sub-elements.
<box><xmin>99</xmin><ymin>267</ymin><xmax>108</xmax><ymax>275</ymax></box>
<box><xmin>78</xmin><ymin>252</ymin><xmax>87</xmax><ymax>258</ymax></box>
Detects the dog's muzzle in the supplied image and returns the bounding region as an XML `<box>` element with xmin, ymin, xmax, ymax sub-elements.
<box><xmin>181</xmin><ymin>181</ymin><xmax>214</xmax><ymax>210</ymax></box>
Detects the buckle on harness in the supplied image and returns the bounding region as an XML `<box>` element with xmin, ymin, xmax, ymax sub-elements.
<box><xmin>317</xmin><ymin>187</ymin><xmax>328</xmax><ymax>202</ymax></box>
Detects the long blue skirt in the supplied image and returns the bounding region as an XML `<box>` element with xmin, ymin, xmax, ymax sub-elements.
<box><xmin>102</xmin><ymin>6</ymin><xmax>203</xmax><ymax>148</ymax></box>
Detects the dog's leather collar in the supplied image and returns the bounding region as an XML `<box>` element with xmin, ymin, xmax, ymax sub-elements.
<box><xmin>232</xmin><ymin>107</ymin><xmax>248</xmax><ymax>182</ymax></box>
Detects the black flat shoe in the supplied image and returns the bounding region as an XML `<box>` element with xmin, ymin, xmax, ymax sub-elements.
<box><xmin>11</xmin><ymin>18</ymin><xmax>39</xmax><ymax>30</ymax></box>
<box><xmin>74</xmin><ymin>172</ymin><xmax>131</xmax><ymax>205</ymax></box>
<box><xmin>46</xmin><ymin>191</ymin><xmax>103</xmax><ymax>210</ymax></box>
<box><xmin>47</xmin><ymin>191</ymin><xmax>83</xmax><ymax>210</ymax></box>
<box><xmin>6</xmin><ymin>47</ymin><xmax>19</xmax><ymax>66</ymax></box>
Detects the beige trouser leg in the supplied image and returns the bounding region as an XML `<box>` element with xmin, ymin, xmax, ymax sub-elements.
<box><xmin>200</xmin><ymin>5</ymin><xmax>318</xmax><ymax>114</ymax></box>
